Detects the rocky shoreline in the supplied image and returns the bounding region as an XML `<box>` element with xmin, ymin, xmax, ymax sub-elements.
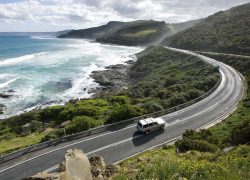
<box><xmin>0</xmin><ymin>57</ymin><xmax>136</xmax><ymax>116</ymax></box>
<box><xmin>89</xmin><ymin>60</ymin><xmax>135</xmax><ymax>97</ymax></box>
<box><xmin>0</xmin><ymin>90</ymin><xmax>15</xmax><ymax>114</ymax></box>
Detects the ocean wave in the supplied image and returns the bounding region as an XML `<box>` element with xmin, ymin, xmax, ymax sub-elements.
<box><xmin>0</xmin><ymin>53</ymin><xmax>44</xmax><ymax>66</ymax></box>
<box><xmin>0</xmin><ymin>78</ymin><xmax>18</xmax><ymax>88</ymax></box>
<box><xmin>30</xmin><ymin>36</ymin><xmax>56</xmax><ymax>40</ymax></box>
<box><xmin>0</xmin><ymin>40</ymin><xmax>142</xmax><ymax>118</ymax></box>
<box><xmin>0</xmin><ymin>73</ymin><xmax>8</xmax><ymax>79</ymax></box>
<box><xmin>63</xmin><ymin>63</ymin><xmax>100</xmax><ymax>99</ymax></box>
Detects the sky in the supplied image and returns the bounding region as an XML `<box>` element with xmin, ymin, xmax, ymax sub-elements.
<box><xmin>0</xmin><ymin>0</ymin><xmax>249</xmax><ymax>32</ymax></box>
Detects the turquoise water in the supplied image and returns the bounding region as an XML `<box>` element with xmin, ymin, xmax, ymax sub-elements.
<box><xmin>0</xmin><ymin>33</ymin><xmax>141</xmax><ymax>118</ymax></box>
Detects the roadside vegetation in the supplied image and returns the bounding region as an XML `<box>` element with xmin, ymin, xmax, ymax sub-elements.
<box><xmin>113</xmin><ymin>145</ymin><xmax>250</xmax><ymax>180</ymax></box>
<box><xmin>0</xmin><ymin>47</ymin><xmax>219</xmax><ymax>155</ymax></box>
<box><xmin>113</xmin><ymin>52</ymin><xmax>250</xmax><ymax>180</ymax></box>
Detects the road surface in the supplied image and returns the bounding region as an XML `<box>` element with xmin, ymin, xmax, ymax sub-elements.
<box><xmin>0</xmin><ymin>48</ymin><xmax>244</xmax><ymax>179</ymax></box>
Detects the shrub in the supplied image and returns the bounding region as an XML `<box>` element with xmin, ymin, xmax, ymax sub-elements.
<box><xmin>41</xmin><ymin>132</ymin><xmax>58</xmax><ymax>142</ymax></box>
<box><xmin>30</xmin><ymin>120</ymin><xmax>43</xmax><ymax>132</ymax></box>
<box><xmin>110</xmin><ymin>96</ymin><xmax>131</xmax><ymax>105</ymax></box>
<box><xmin>65</xmin><ymin>116</ymin><xmax>98</xmax><ymax>134</ymax></box>
<box><xmin>105</xmin><ymin>104</ymin><xmax>143</xmax><ymax>124</ymax></box>
<box><xmin>39</xmin><ymin>106</ymin><xmax>64</xmax><ymax>122</ymax></box>
<box><xmin>141</xmin><ymin>100</ymin><xmax>164</xmax><ymax>113</ymax></box>
<box><xmin>175</xmin><ymin>138</ymin><xmax>219</xmax><ymax>153</ymax></box>
<box><xmin>230</xmin><ymin>120</ymin><xmax>250</xmax><ymax>145</ymax></box>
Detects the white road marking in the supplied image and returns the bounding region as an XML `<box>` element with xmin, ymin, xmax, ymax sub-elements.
<box><xmin>44</xmin><ymin>134</ymin><xmax>143</xmax><ymax>173</ymax></box>
<box><xmin>0</xmin><ymin>124</ymin><xmax>136</xmax><ymax>174</ymax></box>
<box><xmin>114</xmin><ymin>136</ymin><xmax>181</xmax><ymax>164</ymax></box>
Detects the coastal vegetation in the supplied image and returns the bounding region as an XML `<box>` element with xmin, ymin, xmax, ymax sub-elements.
<box><xmin>113</xmin><ymin>52</ymin><xmax>250</xmax><ymax>180</ymax></box>
<box><xmin>162</xmin><ymin>3</ymin><xmax>250</xmax><ymax>56</ymax></box>
<box><xmin>0</xmin><ymin>47</ymin><xmax>219</xmax><ymax>155</ymax></box>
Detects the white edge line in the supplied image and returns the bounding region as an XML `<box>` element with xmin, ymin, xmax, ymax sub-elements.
<box><xmin>0</xmin><ymin>124</ymin><xmax>136</xmax><ymax>174</ymax></box>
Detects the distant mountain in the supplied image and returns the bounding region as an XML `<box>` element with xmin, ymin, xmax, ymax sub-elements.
<box><xmin>95</xmin><ymin>20</ymin><xmax>169</xmax><ymax>46</ymax></box>
<box><xmin>53</xmin><ymin>29</ymin><xmax>73</xmax><ymax>37</ymax></box>
<box><xmin>58</xmin><ymin>21</ymin><xmax>126</xmax><ymax>39</ymax></box>
<box><xmin>162</xmin><ymin>3</ymin><xmax>250</xmax><ymax>56</ymax></box>
<box><xmin>58</xmin><ymin>19</ymin><xmax>201</xmax><ymax>46</ymax></box>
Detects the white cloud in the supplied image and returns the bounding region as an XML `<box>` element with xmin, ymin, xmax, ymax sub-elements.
<box><xmin>0</xmin><ymin>0</ymin><xmax>249</xmax><ymax>31</ymax></box>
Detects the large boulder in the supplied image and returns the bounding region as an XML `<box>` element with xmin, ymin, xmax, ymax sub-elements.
<box><xmin>0</xmin><ymin>103</ymin><xmax>6</xmax><ymax>114</ymax></box>
<box><xmin>24</xmin><ymin>149</ymin><xmax>92</xmax><ymax>180</ymax></box>
<box><xmin>24</xmin><ymin>149</ymin><xmax>118</xmax><ymax>180</ymax></box>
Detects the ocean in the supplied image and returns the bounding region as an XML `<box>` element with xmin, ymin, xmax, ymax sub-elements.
<box><xmin>0</xmin><ymin>33</ymin><xmax>142</xmax><ymax>118</ymax></box>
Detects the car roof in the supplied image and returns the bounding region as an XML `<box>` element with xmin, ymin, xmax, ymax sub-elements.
<box><xmin>139</xmin><ymin>118</ymin><xmax>156</xmax><ymax>125</ymax></box>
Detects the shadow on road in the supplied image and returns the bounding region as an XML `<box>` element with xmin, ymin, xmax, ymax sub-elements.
<box><xmin>105</xmin><ymin>121</ymin><xmax>134</xmax><ymax>132</ymax></box>
<box><xmin>132</xmin><ymin>129</ymin><xmax>164</xmax><ymax>146</ymax></box>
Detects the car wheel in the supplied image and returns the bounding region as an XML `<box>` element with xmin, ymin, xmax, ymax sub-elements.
<box><xmin>145</xmin><ymin>130</ymin><xmax>150</xmax><ymax>135</ymax></box>
<box><xmin>160</xmin><ymin>126</ymin><xmax>164</xmax><ymax>130</ymax></box>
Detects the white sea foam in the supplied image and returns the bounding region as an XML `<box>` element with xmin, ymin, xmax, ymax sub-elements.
<box><xmin>0</xmin><ymin>73</ymin><xmax>8</xmax><ymax>79</ymax></box>
<box><xmin>0</xmin><ymin>40</ymin><xmax>142</xmax><ymax>118</ymax></box>
<box><xmin>0</xmin><ymin>53</ymin><xmax>44</xmax><ymax>66</ymax></box>
<box><xmin>0</xmin><ymin>78</ymin><xmax>18</xmax><ymax>88</ymax></box>
<box><xmin>63</xmin><ymin>63</ymin><xmax>100</xmax><ymax>99</ymax></box>
<box><xmin>30</xmin><ymin>35</ymin><xmax>56</xmax><ymax>40</ymax></box>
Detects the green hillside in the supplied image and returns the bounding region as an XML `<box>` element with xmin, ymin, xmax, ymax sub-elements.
<box><xmin>162</xmin><ymin>3</ymin><xmax>250</xmax><ymax>56</ymax></box>
<box><xmin>58</xmin><ymin>21</ymin><xmax>130</xmax><ymax>39</ymax></box>
<box><xmin>58</xmin><ymin>19</ymin><xmax>201</xmax><ymax>46</ymax></box>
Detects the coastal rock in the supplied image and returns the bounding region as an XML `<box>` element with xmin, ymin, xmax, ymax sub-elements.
<box><xmin>24</xmin><ymin>149</ymin><xmax>118</xmax><ymax>180</ymax></box>
<box><xmin>7</xmin><ymin>89</ymin><xmax>15</xmax><ymax>93</ymax></box>
<box><xmin>24</xmin><ymin>149</ymin><xmax>92</xmax><ymax>180</ymax></box>
<box><xmin>0</xmin><ymin>93</ymin><xmax>12</xmax><ymax>99</ymax></box>
<box><xmin>89</xmin><ymin>155</ymin><xmax>118</xmax><ymax>179</ymax></box>
<box><xmin>125</xmin><ymin>60</ymin><xmax>135</xmax><ymax>65</ymax></box>
<box><xmin>89</xmin><ymin>63</ymin><xmax>132</xmax><ymax>96</ymax></box>
<box><xmin>0</xmin><ymin>104</ymin><xmax>6</xmax><ymax>114</ymax></box>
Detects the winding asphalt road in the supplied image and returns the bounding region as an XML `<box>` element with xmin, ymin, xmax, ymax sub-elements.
<box><xmin>0</xmin><ymin>48</ymin><xmax>244</xmax><ymax>180</ymax></box>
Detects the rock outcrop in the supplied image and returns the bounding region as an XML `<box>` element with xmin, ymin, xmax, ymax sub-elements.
<box><xmin>89</xmin><ymin>60</ymin><xmax>135</xmax><ymax>96</ymax></box>
<box><xmin>89</xmin><ymin>156</ymin><xmax>118</xmax><ymax>179</ymax></box>
<box><xmin>0</xmin><ymin>104</ymin><xmax>6</xmax><ymax>114</ymax></box>
<box><xmin>0</xmin><ymin>93</ymin><xmax>12</xmax><ymax>99</ymax></box>
<box><xmin>24</xmin><ymin>149</ymin><xmax>117</xmax><ymax>180</ymax></box>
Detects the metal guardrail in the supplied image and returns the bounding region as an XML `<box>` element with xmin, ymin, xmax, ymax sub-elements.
<box><xmin>0</xmin><ymin>71</ymin><xmax>222</xmax><ymax>164</ymax></box>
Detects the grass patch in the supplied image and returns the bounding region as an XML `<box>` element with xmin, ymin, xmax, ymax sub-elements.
<box><xmin>0</xmin><ymin>132</ymin><xmax>46</xmax><ymax>155</ymax></box>
<box><xmin>124</xmin><ymin>29</ymin><xmax>158</xmax><ymax>37</ymax></box>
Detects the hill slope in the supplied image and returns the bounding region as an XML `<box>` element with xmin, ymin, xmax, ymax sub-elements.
<box><xmin>162</xmin><ymin>3</ymin><xmax>250</xmax><ymax>56</ymax></box>
<box><xmin>58</xmin><ymin>19</ymin><xmax>201</xmax><ymax>46</ymax></box>
<box><xmin>58</xmin><ymin>21</ymin><xmax>127</xmax><ymax>39</ymax></box>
